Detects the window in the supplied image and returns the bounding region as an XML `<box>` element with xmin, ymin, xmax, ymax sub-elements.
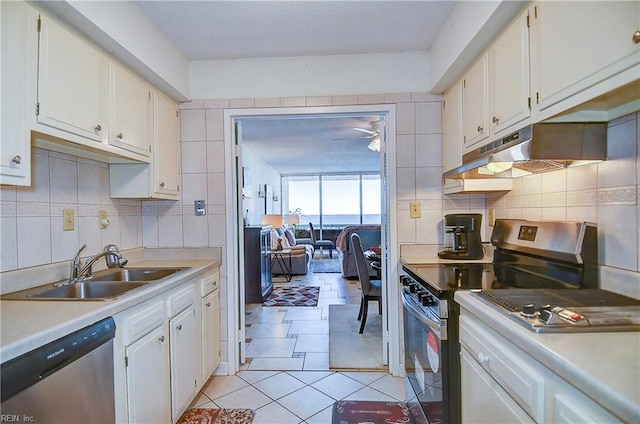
<box><xmin>283</xmin><ymin>174</ymin><xmax>380</xmax><ymax>229</ymax></box>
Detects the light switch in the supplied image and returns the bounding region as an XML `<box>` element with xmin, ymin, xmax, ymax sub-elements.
<box><xmin>410</xmin><ymin>202</ymin><xmax>421</xmax><ymax>218</ymax></box>
<box><xmin>63</xmin><ymin>208</ymin><xmax>74</xmax><ymax>231</ymax></box>
<box><xmin>195</xmin><ymin>200</ymin><xmax>206</xmax><ymax>216</ymax></box>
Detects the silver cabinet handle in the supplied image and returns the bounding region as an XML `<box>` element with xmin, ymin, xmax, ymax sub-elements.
<box><xmin>94</xmin><ymin>124</ymin><xmax>102</xmax><ymax>132</ymax></box>
<box><xmin>11</xmin><ymin>155</ymin><xmax>22</xmax><ymax>164</ymax></box>
<box><xmin>158</xmin><ymin>335</ymin><xmax>165</xmax><ymax>343</ymax></box>
<box><xmin>176</xmin><ymin>324</ymin><xmax>182</xmax><ymax>331</ymax></box>
<box><xmin>492</xmin><ymin>116</ymin><xmax>499</xmax><ymax>124</ymax></box>
<box><xmin>633</xmin><ymin>30</ymin><xmax>640</xmax><ymax>44</ymax></box>
<box><xmin>477</xmin><ymin>126</ymin><xmax>483</xmax><ymax>133</ymax></box>
<box><xmin>116</xmin><ymin>133</ymin><xmax>123</xmax><ymax>140</ymax></box>
<box><xmin>159</xmin><ymin>182</ymin><xmax>165</xmax><ymax>188</ymax></box>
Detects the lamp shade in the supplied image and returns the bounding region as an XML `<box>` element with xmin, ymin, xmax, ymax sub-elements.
<box><xmin>284</xmin><ymin>214</ymin><xmax>299</xmax><ymax>225</ymax></box>
<box><xmin>261</xmin><ymin>214</ymin><xmax>283</xmax><ymax>227</ymax></box>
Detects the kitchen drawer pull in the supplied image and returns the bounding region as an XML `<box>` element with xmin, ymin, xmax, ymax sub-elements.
<box><xmin>116</xmin><ymin>132</ymin><xmax>123</xmax><ymax>140</ymax></box>
<box><xmin>11</xmin><ymin>155</ymin><xmax>22</xmax><ymax>164</ymax></box>
<box><xmin>176</xmin><ymin>324</ymin><xmax>182</xmax><ymax>331</ymax></box>
<box><xmin>492</xmin><ymin>116</ymin><xmax>499</xmax><ymax>124</ymax></box>
<box><xmin>94</xmin><ymin>124</ymin><xmax>102</xmax><ymax>132</ymax></box>
<box><xmin>477</xmin><ymin>126</ymin><xmax>483</xmax><ymax>133</ymax></box>
<box><xmin>206</xmin><ymin>302</ymin><xmax>211</xmax><ymax>307</ymax></box>
<box><xmin>633</xmin><ymin>30</ymin><xmax>640</xmax><ymax>44</ymax></box>
<box><xmin>158</xmin><ymin>335</ymin><xmax>165</xmax><ymax>343</ymax></box>
<box><xmin>160</xmin><ymin>182</ymin><xmax>165</xmax><ymax>188</ymax></box>
<box><xmin>477</xmin><ymin>352</ymin><xmax>490</xmax><ymax>364</ymax></box>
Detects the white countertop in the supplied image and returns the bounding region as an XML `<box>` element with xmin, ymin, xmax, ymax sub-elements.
<box><xmin>0</xmin><ymin>258</ymin><xmax>220</xmax><ymax>362</ymax></box>
<box><xmin>455</xmin><ymin>291</ymin><xmax>640</xmax><ymax>424</ymax></box>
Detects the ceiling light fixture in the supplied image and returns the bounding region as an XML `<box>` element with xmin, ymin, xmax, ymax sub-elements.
<box><xmin>367</xmin><ymin>137</ymin><xmax>381</xmax><ymax>152</ymax></box>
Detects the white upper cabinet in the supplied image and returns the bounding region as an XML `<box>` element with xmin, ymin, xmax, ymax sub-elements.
<box><xmin>489</xmin><ymin>10</ymin><xmax>531</xmax><ymax>137</ymax></box>
<box><xmin>462</xmin><ymin>52</ymin><xmax>490</xmax><ymax>151</ymax></box>
<box><xmin>110</xmin><ymin>62</ymin><xmax>152</xmax><ymax>157</ymax></box>
<box><xmin>153</xmin><ymin>91</ymin><xmax>180</xmax><ymax>197</ymax></box>
<box><xmin>0</xmin><ymin>1</ymin><xmax>36</xmax><ymax>186</ymax></box>
<box><xmin>530</xmin><ymin>1</ymin><xmax>640</xmax><ymax>120</ymax></box>
<box><xmin>37</xmin><ymin>13</ymin><xmax>108</xmax><ymax>143</ymax></box>
<box><xmin>443</xmin><ymin>82</ymin><xmax>463</xmax><ymax>173</ymax></box>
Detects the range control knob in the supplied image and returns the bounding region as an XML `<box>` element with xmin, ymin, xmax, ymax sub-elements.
<box><xmin>421</xmin><ymin>294</ymin><xmax>433</xmax><ymax>307</ymax></box>
<box><xmin>538</xmin><ymin>308</ymin><xmax>553</xmax><ymax>324</ymax></box>
<box><xmin>521</xmin><ymin>304</ymin><xmax>536</xmax><ymax>318</ymax></box>
<box><xmin>409</xmin><ymin>283</ymin><xmax>418</xmax><ymax>293</ymax></box>
<box><xmin>400</xmin><ymin>276</ymin><xmax>411</xmax><ymax>286</ymax></box>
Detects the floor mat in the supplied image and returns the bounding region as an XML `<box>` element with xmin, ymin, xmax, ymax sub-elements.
<box><xmin>331</xmin><ymin>400</ymin><xmax>412</xmax><ymax>424</ymax></box>
<box><xmin>329</xmin><ymin>304</ymin><xmax>385</xmax><ymax>370</ymax></box>
<box><xmin>177</xmin><ymin>408</ymin><xmax>255</xmax><ymax>424</ymax></box>
<box><xmin>263</xmin><ymin>285</ymin><xmax>320</xmax><ymax>307</ymax></box>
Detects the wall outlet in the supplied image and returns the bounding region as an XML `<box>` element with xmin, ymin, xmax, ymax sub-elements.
<box><xmin>63</xmin><ymin>208</ymin><xmax>74</xmax><ymax>231</ymax></box>
<box><xmin>99</xmin><ymin>210</ymin><xmax>109</xmax><ymax>229</ymax></box>
<box><xmin>488</xmin><ymin>208</ymin><xmax>495</xmax><ymax>226</ymax></box>
<box><xmin>410</xmin><ymin>202</ymin><xmax>421</xmax><ymax>218</ymax></box>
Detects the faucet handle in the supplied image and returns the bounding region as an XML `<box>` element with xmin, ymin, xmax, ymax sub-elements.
<box><xmin>103</xmin><ymin>244</ymin><xmax>127</xmax><ymax>268</ymax></box>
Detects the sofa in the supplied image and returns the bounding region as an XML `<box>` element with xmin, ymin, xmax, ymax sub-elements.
<box><xmin>336</xmin><ymin>225</ymin><xmax>381</xmax><ymax>278</ymax></box>
<box><xmin>269</xmin><ymin>227</ymin><xmax>314</xmax><ymax>275</ymax></box>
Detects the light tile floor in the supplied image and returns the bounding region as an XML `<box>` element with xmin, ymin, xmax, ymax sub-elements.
<box><xmin>189</xmin><ymin>257</ymin><xmax>406</xmax><ymax>423</ymax></box>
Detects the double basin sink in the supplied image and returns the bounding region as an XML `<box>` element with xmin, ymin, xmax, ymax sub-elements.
<box><xmin>2</xmin><ymin>267</ymin><xmax>189</xmax><ymax>301</ymax></box>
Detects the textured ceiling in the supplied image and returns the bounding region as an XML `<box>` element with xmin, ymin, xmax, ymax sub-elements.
<box><xmin>241</xmin><ymin>114</ymin><xmax>384</xmax><ymax>175</ymax></box>
<box><xmin>134</xmin><ymin>1</ymin><xmax>455</xmax><ymax>60</ymax></box>
<box><xmin>132</xmin><ymin>1</ymin><xmax>456</xmax><ymax>174</ymax></box>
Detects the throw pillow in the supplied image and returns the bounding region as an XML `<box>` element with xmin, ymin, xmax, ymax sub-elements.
<box><xmin>284</xmin><ymin>229</ymin><xmax>296</xmax><ymax>246</ymax></box>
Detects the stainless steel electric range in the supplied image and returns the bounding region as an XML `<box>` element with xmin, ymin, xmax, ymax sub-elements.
<box><xmin>401</xmin><ymin>219</ymin><xmax>639</xmax><ymax>424</ymax></box>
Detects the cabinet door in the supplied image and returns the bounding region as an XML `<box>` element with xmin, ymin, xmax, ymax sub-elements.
<box><xmin>126</xmin><ymin>326</ymin><xmax>170</xmax><ymax>424</ymax></box>
<box><xmin>37</xmin><ymin>14</ymin><xmax>108</xmax><ymax>142</ymax></box>
<box><xmin>202</xmin><ymin>290</ymin><xmax>221</xmax><ymax>381</ymax></box>
<box><xmin>490</xmin><ymin>11</ymin><xmax>531</xmax><ymax>136</ymax></box>
<box><xmin>530</xmin><ymin>1</ymin><xmax>640</xmax><ymax>114</ymax></box>
<box><xmin>154</xmin><ymin>91</ymin><xmax>180</xmax><ymax>197</ymax></box>
<box><xmin>170</xmin><ymin>305</ymin><xmax>198</xmax><ymax>422</ymax></box>
<box><xmin>461</xmin><ymin>348</ymin><xmax>535</xmax><ymax>424</ymax></box>
<box><xmin>443</xmin><ymin>82</ymin><xmax>463</xmax><ymax>172</ymax></box>
<box><xmin>1</xmin><ymin>1</ymin><xmax>35</xmax><ymax>186</ymax></box>
<box><xmin>462</xmin><ymin>53</ymin><xmax>490</xmax><ymax>151</ymax></box>
<box><xmin>110</xmin><ymin>62</ymin><xmax>152</xmax><ymax>157</ymax></box>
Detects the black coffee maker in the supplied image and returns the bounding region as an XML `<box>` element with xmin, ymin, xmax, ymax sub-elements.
<box><xmin>438</xmin><ymin>213</ymin><xmax>484</xmax><ymax>260</ymax></box>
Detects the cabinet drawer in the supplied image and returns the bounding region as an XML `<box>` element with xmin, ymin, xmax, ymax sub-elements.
<box><xmin>167</xmin><ymin>284</ymin><xmax>195</xmax><ymax>318</ymax></box>
<box><xmin>460</xmin><ymin>315</ymin><xmax>545</xmax><ymax>422</ymax></box>
<box><xmin>122</xmin><ymin>300</ymin><xmax>164</xmax><ymax>345</ymax></box>
<box><xmin>200</xmin><ymin>270</ymin><xmax>219</xmax><ymax>297</ymax></box>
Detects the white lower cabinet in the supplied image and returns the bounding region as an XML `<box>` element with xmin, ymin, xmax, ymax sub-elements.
<box><xmin>202</xmin><ymin>287</ymin><xmax>221</xmax><ymax>382</ymax></box>
<box><xmin>169</xmin><ymin>305</ymin><xmax>198</xmax><ymax>423</ymax></box>
<box><xmin>460</xmin><ymin>310</ymin><xmax>621</xmax><ymax>423</ymax></box>
<box><xmin>126</xmin><ymin>325</ymin><xmax>171</xmax><ymax>423</ymax></box>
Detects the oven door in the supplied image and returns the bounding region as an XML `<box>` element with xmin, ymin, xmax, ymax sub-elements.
<box><xmin>403</xmin><ymin>291</ymin><xmax>445</xmax><ymax>424</ymax></box>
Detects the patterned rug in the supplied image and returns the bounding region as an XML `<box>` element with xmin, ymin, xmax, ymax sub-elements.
<box><xmin>177</xmin><ymin>408</ymin><xmax>255</xmax><ymax>424</ymax></box>
<box><xmin>263</xmin><ymin>285</ymin><xmax>320</xmax><ymax>307</ymax></box>
<box><xmin>310</xmin><ymin>257</ymin><xmax>341</xmax><ymax>273</ymax></box>
<box><xmin>331</xmin><ymin>400</ymin><xmax>412</xmax><ymax>424</ymax></box>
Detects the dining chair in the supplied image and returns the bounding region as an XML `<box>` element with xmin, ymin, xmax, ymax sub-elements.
<box><xmin>308</xmin><ymin>222</ymin><xmax>334</xmax><ymax>258</ymax></box>
<box><xmin>350</xmin><ymin>232</ymin><xmax>382</xmax><ymax>334</ymax></box>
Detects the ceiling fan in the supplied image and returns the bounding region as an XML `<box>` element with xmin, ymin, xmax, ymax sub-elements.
<box><xmin>334</xmin><ymin>120</ymin><xmax>382</xmax><ymax>152</ymax></box>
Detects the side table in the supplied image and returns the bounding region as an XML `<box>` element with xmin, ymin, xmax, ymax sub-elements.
<box><xmin>269</xmin><ymin>249</ymin><xmax>292</xmax><ymax>282</ymax></box>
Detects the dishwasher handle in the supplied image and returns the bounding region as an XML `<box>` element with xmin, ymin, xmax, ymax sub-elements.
<box><xmin>1</xmin><ymin>317</ymin><xmax>116</xmax><ymax>402</ymax></box>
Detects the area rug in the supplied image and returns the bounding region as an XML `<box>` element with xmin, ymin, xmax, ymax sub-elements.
<box><xmin>332</xmin><ymin>400</ymin><xmax>412</xmax><ymax>424</ymax></box>
<box><xmin>329</xmin><ymin>304</ymin><xmax>385</xmax><ymax>370</ymax></box>
<box><xmin>177</xmin><ymin>408</ymin><xmax>255</xmax><ymax>424</ymax></box>
<box><xmin>263</xmin><ymin>285</ymin><xmax>320</xmax><ymax>307</ymax></box>
<box><xmin>310</xmin><ymin>257</ymin><xmax>341</xmax><ymax>273</ymax></box>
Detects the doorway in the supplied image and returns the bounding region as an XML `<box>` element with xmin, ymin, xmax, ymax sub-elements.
<box><xmin>222</xmin><ymin>104</ymin><xmax>399</xmax><ymax>375</ymax></box>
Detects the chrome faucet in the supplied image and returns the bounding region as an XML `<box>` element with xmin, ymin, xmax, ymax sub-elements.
<box><xmin>63</xmin><ymin>244</ymin><xmax>128</xmax><ymax>286</ymax></box>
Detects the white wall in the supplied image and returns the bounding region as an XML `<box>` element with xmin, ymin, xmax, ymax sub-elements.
<box><xmin>189</xmin><ymin>52</ymin><xmax>430</xmax><ymax>99</ymax></box>
<box><xmin>241</xmin><ymin>146</ymin><xmax>282</xmax><ymax>226</ymax></box>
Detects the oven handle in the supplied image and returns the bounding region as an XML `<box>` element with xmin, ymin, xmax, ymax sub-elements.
<box><xmin>402</xmin><ymin>292</ymin><xmax>447</xmax><ymax>340</ymax></box>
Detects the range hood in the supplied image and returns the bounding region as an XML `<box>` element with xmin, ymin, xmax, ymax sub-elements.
<box><xmin>444</xmin><ymin>122</ymin><xmax>607</xmax><ymax>180</ymax></box>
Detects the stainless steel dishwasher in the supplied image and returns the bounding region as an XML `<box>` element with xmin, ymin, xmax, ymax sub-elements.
<box><xmin>1</xmin><ymin>317</ymin><xmax>116</xmax><ymax>423</ymax></box>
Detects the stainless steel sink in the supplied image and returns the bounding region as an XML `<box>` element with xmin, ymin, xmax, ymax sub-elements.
<box><xmin>29</xmin><ymin>281</ymin><xmax>149</xmax><ymax>299</ymax></box>
<box><xmin>91</xmin><ymin>267</ymin><xmax>187</xmax><ymax>282</ymax></box>
<box><xmin>1</xmin><ymin>267</ymin><xmax>189</xmax><ymax>301</ymax></box>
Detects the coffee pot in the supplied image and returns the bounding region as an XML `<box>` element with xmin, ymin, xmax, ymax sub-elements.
<box><xmin>438</xmin><ymin>214</ymin><xmax>484</xmax><ymax>260</ymax></box>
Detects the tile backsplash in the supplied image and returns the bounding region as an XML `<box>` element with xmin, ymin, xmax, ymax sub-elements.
<box><xmin>0</xmin><ymin>149</ymin><xmax>142</xmax><ymax>272</ymax></box>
